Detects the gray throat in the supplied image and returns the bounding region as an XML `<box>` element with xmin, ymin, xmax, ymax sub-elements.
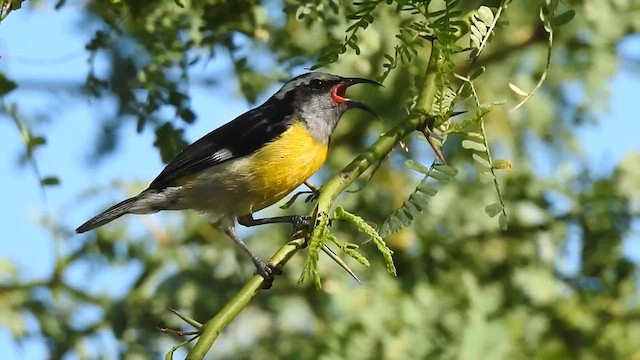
<box><xmin>299</xmin><ymin>101</ymin><xmax>347</xmax><ymax>143</ymax></box>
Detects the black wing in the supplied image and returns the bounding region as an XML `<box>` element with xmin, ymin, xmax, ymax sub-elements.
<box><xmin>148</xmin><ymin>99</ymin><xmax>293</xmax><ymax>190</ymax></box>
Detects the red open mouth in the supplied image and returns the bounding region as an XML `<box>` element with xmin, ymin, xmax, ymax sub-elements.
<box><xmin>331</xmin><ymin>84</ymin><xmax>349</xmax><ymax>104</ymax></box>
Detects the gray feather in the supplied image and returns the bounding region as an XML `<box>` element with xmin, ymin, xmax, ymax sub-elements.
<box><xmin>76</xmin><ymin>197</ymin><xmax>139</xmax><ymax>233</ymax></box>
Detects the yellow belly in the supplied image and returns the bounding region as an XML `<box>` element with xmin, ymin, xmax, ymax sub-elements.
<box><xmin>179</xmin><ymin>121</ymin><xmax>328</xmax><ymax>216</ymax></box>
<box><xmin>246</xmin><ymin>121</ymin><xmax>328</xmax><ymax>212</ymax></box>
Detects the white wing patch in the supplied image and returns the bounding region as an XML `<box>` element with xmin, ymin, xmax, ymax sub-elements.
<box><xmin>211</xmin><ymin>148</ymin><xmax>234</xmax><ymax>163</ymax></box>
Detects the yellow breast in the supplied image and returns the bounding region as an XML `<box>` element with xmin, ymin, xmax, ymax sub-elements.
<box><xmin>246</xmin><ymin>121</ymin><xmax>328</xmax><ymax>212</ymax></box>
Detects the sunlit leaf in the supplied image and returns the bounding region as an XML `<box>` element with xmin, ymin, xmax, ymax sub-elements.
<box><xmin>472</xmin><ymin>153</ymin><xmax>492</xmax><ymax>168</ymax></box>
<box><xmin>499</xmin><ymin>213</ymin><xmax>508</xmax><ymax>230</ymax></box>
<box><xmin>508</xmin><ymin>82</ymin><xmax>529</xmax><ymax>96</ymax></box>
<box><xmin>477</xmin><ymin>6</ymin><xmax>494</xmax><ymax>25</ymax></box>
<box><xmin>406</xmin><ymin>159</ymin><xmax>430</xmax><ymax>174</ymax></box>
<box><xmin>433</xmin><ymin>164</ymin><xmax>458</xmax><ymax>176</ymax></box>
<box><xmin>485</xmin><ymin>202</ymin><xmax>503</xmax><ymax>218</ymax></box>
<box><xmin>492</xmin><ymin>159</ymin><xmax>513</xmax><ymax>170</ymax></box>
<box><xmin>462</xmin><ymin>139</ymin><xmax>487</xmax><ymax>151</ymax></box>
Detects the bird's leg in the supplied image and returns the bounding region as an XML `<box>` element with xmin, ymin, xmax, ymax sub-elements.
<box><xmin>238</xmin><ymin>214</ymin><xmax>312</xmax><ymax>238</ymax></box>
<box><xmin>303</xmin><ymin>180</ymin><xmax>319</xmax><ymax>193</ymax></box>
<box><xmin>303</xmin><ymin>180</ymin><xmax>320</xmax><ymax>203</ymax></box>
<box><xmin>223</xmin><ymin>225</ymin><xmax>282</xmax><ymax>289</ymax></box>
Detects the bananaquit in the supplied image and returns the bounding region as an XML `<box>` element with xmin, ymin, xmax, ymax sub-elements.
<box><xmin>76</xmin><ymin>72</ymin><xmax>380</xmax><ymax>284</ymax></box>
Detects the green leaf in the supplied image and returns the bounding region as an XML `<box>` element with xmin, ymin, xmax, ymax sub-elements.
<box><xmin>429</xmin><ymin>170</ymin><xmax>452</xmax><ymax>183</ymax></box>
<box><xmin>179</xmin><ymin>108</ymin><xmax>196</xmax><ymax>124</ymax></box>
<box><xmin>327</xmin><ymin>234</ymin><xmax>370</xmax><ymax>268</ymax></box>
<box><xmin>165</xmin><ymin>338</ymin><xmax>195</xmax><ymax>360</ymax></box>
<box><xmin>469</xmin><ymin>66</ymin><xmax>485</xmax><ymax>80</ymax></box>
<box><xmin>41</xmin><ymin>176</ymin><xmax>60</xmax><ymax>186</ymax></box>
<box><xmin>154</xmin><ymin>122</ymin><xmax>188</xmax><ymax>164</ymax></box>
<box><xmin>409</xmin><ymin>188</ymin><xmax>438</xmax><ymax>210</ymax></box>
<box><xmin>388</xmin><ymin>216</ymin><xmax>403</xmax><ymax>234</ymax></box>
<box><xmin>509</xmin><ymin>82</ymin><xmax>529</xmax><ymax>97</ymax></box>
<box><xmin>478</xmin><ymin>171</ymin><xmax>493</xmax><ymax>183</ymax></box>
<box><xmin>499</xmin><ymin>213</ymin><xmax>508</xmax><ymax>230</ymax></box>
<box><xmin>417</xmin><ymin>183</ymin><xmax>438</xmax><ymax>196</ymax></box>
<box><xmin>433</xmin><ymin>164</ymin><xmax>459</xmax><ymax>176</ymax></box>
<box><xmin>477</xmin><ymin>6</ymin><xmax>494</xmax><ymax>25</ymax></box>
<box><xmin>28</xmin><ymin>136</ymin><xmax>47</xmax><ymax>149</ymax></box>
<box><xmin>335</xmin><ymin>207</ymin><xmax>396</xmax><ymax>276</ymax></box>
<box><xmin>405</xmin><ymin>159</ymin><xmax>430</xmax><ymax>174</ymax></box>
<box><xmin>492</xmin><ymin>159</ymin><xmax>513</xmax><ymax>170</ymax></box>
<box><xmin>552</xmin><ymin>9</ymin><xmax>575</xmax><ymax>27</ymax></box>
<box><xmin>484</xmin><ymin>202</ymin><xmax>503</xmax><ymax>218</ymax></box>
<box><xmin>470</xmin><ymin>26</ymin><xmax>483</xmax><ymax>43</ymax></box>
<box><xmin>470</xmin><ymin>34</ymin><xmax>481</xmax><ymax>49</ymax></box>
<box><xmin>378</xmin><ymin>223</ymin><xmax>390</xmax><ymax>238</ymax></box>
<box><xmin>0</xmin><ymin>74</ymin><xmax>18</xmax><ymax>96</ymax></box>
<box><xmin>462</xmin><ymin>139</ymin><xmax>487</xmax><ymax>151</ymax></box>
<box><xmin>396</xmin><ymin>209</ymin><xmax>412</xmax><ymax>226</ymax></box>
<box><xmin>472</xmin><ymin>153</ymin><xmax>492</xmax><ymax>169</ymax></box>
<box><xmin>467</xmin><ymin>132</ymin><xmax>484</xmax><ymax>140</ymax></box>
<box><xmin>406</xmin><ymin>198</ymin><xmax>423</xmax><ymax>215</ymax></box>
<box><xmin>473</xmin><ymin>18</ymin><xmax>488</xmax><ymax>36</ymax></box>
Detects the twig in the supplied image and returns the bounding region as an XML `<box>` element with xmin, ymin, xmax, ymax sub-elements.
<box><xmin>186</xmin><ymin>238</ymin><xmax>306</xmax><ymax>359</ymax></box>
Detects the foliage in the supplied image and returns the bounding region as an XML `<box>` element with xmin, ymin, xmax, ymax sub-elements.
<box><xmin>1</xmin><ymin>0</ymin><xmax>640</xmax><ymax>359</ymax></box>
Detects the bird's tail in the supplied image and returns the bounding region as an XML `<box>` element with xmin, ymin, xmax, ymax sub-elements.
<box><xmin>76</xmin><ymin>196</ymin><xmax>140</xmax><ymax>233</ymax></box>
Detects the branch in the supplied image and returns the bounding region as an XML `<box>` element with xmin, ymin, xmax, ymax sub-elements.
<box><xmin>185</xmin><ymin>42</ymin><xmax>443</xmax><ymax>360</ymax></box>
<box><xmin>186</xmin><ymin>238</ymin><xmax>306</xmax><ymax>359</ymax></box>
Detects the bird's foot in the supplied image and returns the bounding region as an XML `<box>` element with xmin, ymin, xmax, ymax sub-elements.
<box><xmin>253</xmin><ymin>258</ymin><xmax>283</xmax><ymax>289</ymax></box>
<box><xmin>291</xmin><ymin>215</ymin><xmax>313</xmax><ymax>238</ymax></box>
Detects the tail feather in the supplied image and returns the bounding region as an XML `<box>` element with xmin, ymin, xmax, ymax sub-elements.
<box><xmin>76</xmin><ymin>197</ymin><xmax>139</xmax><ymax>233</ymax></box>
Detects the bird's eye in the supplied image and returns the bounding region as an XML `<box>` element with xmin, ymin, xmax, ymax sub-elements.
<box><xmin>309</xmin><ymin>79</ymin><xmax>323</xmax><ymax>89</ymax></box>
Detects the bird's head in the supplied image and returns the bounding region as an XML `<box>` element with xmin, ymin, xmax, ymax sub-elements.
<box><xmin>271</xmin><ymin>72</ymin><xmax>381</xmax><ymax>142</ymax></box>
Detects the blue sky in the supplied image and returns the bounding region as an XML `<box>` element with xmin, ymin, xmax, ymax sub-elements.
<box><xmin>1</xmin><ymin>4</ymin><xmax>639</xmax><ymax>360</ymax></box>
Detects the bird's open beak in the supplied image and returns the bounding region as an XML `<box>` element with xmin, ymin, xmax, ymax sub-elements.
<box><xmin>332</xmin><ymin>77</ymin><xmax>382</xmax><ymax>116</ymax></box>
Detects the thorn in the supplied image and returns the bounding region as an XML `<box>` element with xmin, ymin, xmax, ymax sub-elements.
<box><xmin>321</xmin><ymin>245</ymin><xmax>361</xmax><ymax>284</ymax></box>
<box><xmin>165</xmin><ymin>306</ymin><xmax>203</xmax><ymax>329</ymax></box>
<box><xmin>421</xmin><ymin>127</ymin><xmax>447</xmax><ymax>165</ymax></box>
<box><xmin>157</xmin><ymin>327</ymin><xmax>201</xmax><ymax>337</ymax></box>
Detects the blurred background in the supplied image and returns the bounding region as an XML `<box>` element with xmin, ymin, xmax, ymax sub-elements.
<box><xmin>1</xmin><ymin>1</ymin><xmax>639</xmax><ymax>359</ymax></box>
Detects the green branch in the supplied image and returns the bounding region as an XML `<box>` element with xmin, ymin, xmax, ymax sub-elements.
<box><xmin>184</xmin><ymin>43</ymin><xmax>442</xmax><ymax>360</ymax></box>
<box><xmin>186</xmin><ymin>238</ymin><xmax>305</xmax><ymax>359</ymax></box>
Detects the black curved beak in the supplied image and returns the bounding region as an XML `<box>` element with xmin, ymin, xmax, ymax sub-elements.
<box><xmin>342</xmin><ymin>77</ymin><xmax>383</xmax><ymax>87</ymax></box>
<box><xmin>339</xmin><ymin>77</ymin><xmax>382</xmax><ymax>116</ymax></box>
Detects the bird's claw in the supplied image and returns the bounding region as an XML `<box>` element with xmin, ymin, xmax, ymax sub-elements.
<box><xmin>304</xmin><ymin>192</ymin><xmax>318</xmax><ymax>203</ymax></box>
<box><xmin>291</xmin><ymin>215</ymin><xmax>313</xmax><ymax>238</ymax></box>
<box><xmin>253</xmin><ymin>259</ymin><xmax>283</xmax><ymax>289</ymax></box>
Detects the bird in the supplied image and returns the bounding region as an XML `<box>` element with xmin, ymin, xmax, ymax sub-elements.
<box><xmin>76</xmin><ymin>72</ymin><xmax>381</xmax><ymax>287</ymax></box>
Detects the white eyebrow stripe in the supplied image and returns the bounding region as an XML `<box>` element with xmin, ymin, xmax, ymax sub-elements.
<box><xmin>211</xmin><ymin>148</ymin><xmax>234</xmax><ymax>163</ymax></box>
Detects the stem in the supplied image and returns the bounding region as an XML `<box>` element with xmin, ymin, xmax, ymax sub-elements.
<box><xmin>186</xmin><ymin>238</ymin><xmax>306</xmax><ymax>359</ymax></box>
